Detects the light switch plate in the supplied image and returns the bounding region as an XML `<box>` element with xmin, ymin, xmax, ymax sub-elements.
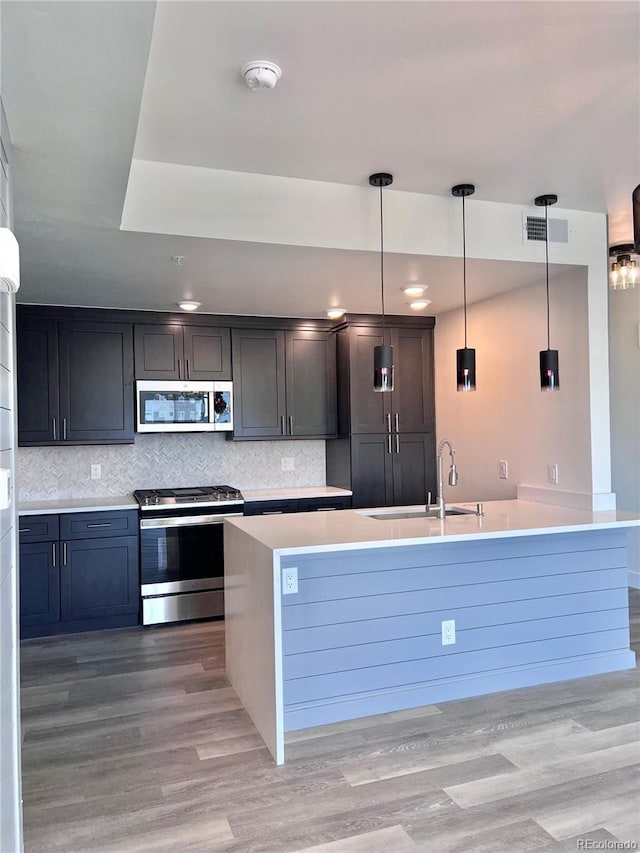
<box><xmin>281</xmin><ymin>457</ymin><xmax>295</xmax><ymax>472</ymax></box>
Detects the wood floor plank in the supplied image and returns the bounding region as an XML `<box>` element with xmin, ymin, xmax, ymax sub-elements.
<box><xmin>290</xmin><ymin>824</ymin><xmax>418</xmax><ymax>852</ymax></box>
<box><xmin>443</xmin><ymin>743</ymin><xmax>640</xmax><ymax>808</ymax></box>
<box><xmin>20</xmin><ymin>590</ymin><xmax>640</xmax><ymax>853</ymax></box>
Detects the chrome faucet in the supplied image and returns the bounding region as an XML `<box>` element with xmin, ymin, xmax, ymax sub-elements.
<box><xmin>434</xmin><ymin>438</ymin><xmax>459</xmax><ymax>519</ymax></box>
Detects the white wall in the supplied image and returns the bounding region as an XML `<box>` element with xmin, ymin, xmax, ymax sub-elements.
<box><xmin>609</xmin><ymin>285</ymin><xmax>640</xmax><ymax>587</ymax></box>
<box><xmin>435</xmin><ymin>270</ymin><xmax>592</xmax><ymax>504</ymax></box>
<box><xmin>0</xmin><ymin>82</ymin><xmax>23</xmax><ymax>852</ymax></box>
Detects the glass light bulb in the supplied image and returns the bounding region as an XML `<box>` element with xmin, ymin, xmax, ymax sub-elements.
<box><xmin>610</xmin><ymin>262</ymin><xmax>620</xmax><ymax>287</ymax></box>
<box><xmin>629</xmin><ymin>260</ymin><xmax>638</xmax><ymax>285</ymax></box>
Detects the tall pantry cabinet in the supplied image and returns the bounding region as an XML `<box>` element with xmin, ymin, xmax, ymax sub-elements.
<box><xmin>326</xmin><ymin>315</ymin><xmax>437</xmax><ymax>508</ymax></box>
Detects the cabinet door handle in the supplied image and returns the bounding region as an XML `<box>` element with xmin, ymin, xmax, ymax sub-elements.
<box><xmin>52</xmin><ymin>418</ymin><xmax>57</xmax><ymax>441</ymax></box>
<box><xmin>19</xmin><ymin>527</ymin><xmax>30</xmax><ymax>533</ymax></box>
<box><xmin>288</xmin><ymin>415</ymin><xmax>293</xmax><ymax>435</ymax></box>
<box><xmin>395</xmin><ymin>412</ymin><xmax>399</xmax><ymax>432</ymax></box>
<box><xmin>87</xmin><ymin>522</ymin><xmax>111</xmax><ymax>529</ymax></box>
<box><xmin>386</xmin><ymin>413</ymin><xmax>391</xmax><ymax>434</ymax></box>
<box><xmin>62</xmin><ymin>542</ymin><xmax>67</xmax><ymax>566</ymax></box>
<box><xmin>387</xmin><ymin>434</ymin><xmax>392</xmax><ymax>454</ymax></box>
<box><xmin>186</xmin><ymin>359</ymin><xmax>191</xmax><ymax>379</ymax></box>
<box><xmin>316</xmin><ymin>507</ymin><xmax>337</xmax><ymax>511</ymax></box>
<box><xmin>263</xmin><ymin>510</ymin><xmax>283</xmax><ymax>515</ymax></box>
<box><xmin>177</xmin><ymin>359</ymin><xmax>182</xmax><ymax>379</ymax></box>
<box><xmin>280</xmin><ymin>415</ymin><xmax>285</xmax><ymax>435</ymax></box>
<box><xmin>62</xmin><ymin>418</ymin><xmax>67</xmax><ymax>440</ymax></box>
<box><xmin>395</xmin><ymin>434</ymin><xmax>400</xmax><ymax>454</ymax></box>
<box><xmin>52</xmin><ymin>543</ymin><xmax>56</xmax><ymax>568</ymax></box>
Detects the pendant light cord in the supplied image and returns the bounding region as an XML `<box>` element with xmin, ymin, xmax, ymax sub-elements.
<box><xmin>545</xmin><ymin>202</ymin><xmax>550</xmax><ymax>350</ymax></box>
<box><xmin>379</xmin><ymin>184</ymin><xmax>386</xmax><ymax>342</ymax></box>
<box><xmin>462</xmin><ymin>194</ymin><xmax>468</xmax><ymax>349</ymax></box>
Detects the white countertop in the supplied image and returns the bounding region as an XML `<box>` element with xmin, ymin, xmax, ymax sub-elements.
<box><xmin>227</xmin><ymin>499</ymin><xmax>640</xmax><ymax>556</ymax></box>
<box><xmin>241</xmin><ymin>486</ymin><xmax>352</xmax><ymax>502</ymax></box>
<box><xmin>18</xmin><ymin>496</ymin><xmax>138</xmax><ymax>516</ymax></box>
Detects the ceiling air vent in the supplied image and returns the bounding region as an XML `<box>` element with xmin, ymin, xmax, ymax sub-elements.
<box><xmin>522</xmin><ymin>212</ymin><xmax>570</xmax><ymax>246</ymax></box>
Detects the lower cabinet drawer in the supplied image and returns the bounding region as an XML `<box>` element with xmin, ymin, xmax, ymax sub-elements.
<box><xmin>18</xmin><ymin>515</ymin><xmax>60</xmax><ymax>544</ymax></box>
<box><xmin>243</xmin><ymin>500</ymin><xmax>299</xmax><ymax>516</ymax></box>
<box><xmin>298</xmin><ymin>497</ymin><xmax>352</xmax><ymax>512</ymax></box>
<box><xmin>60</xmin><ymin>510</ymin><xmax>138</xmax><ymax>540</ymax></box>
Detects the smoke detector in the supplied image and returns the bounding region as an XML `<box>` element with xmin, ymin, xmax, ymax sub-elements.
<box><xmin>240</xmin><ymin>60</ymin><xmax>282</xmax><ymax>92</ymax></box>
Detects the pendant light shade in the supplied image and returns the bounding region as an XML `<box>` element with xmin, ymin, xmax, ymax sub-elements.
<box><xmin>370</xmin><ymin>172</ymin><xmax>394</xmax><ymax>393</ymax></box>
<box><xmin>452</xmin><ymin>183</ymin><xmax>476</xmax><ymax>392</ymax></box>
<box><xmin>535</xmin><ymin>193</ymin><xmax>559</xmax><ymax>391</ymax></box>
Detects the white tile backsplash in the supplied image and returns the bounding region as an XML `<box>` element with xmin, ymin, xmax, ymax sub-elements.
<box><xmin>17</xmin><ymin>434</ymin><xmax>326</xmax><ymax>501</ymax></box>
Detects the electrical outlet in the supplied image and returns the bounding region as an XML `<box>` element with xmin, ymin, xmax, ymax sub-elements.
<box><xmin>441</xmin><ymin>619</ymin><xmax>456</xmax><ymax>645</ymax></box>
<box><xmin>499</xmin><ymin>460</ymin><xmax>509</xmax><ymax>480</ymax></box>
<box><xmin>281</xmin><ymin>457</ymin><xmax>295</xmax><ymax>472</ymax></box>
<box><xmin>282</xmin><ymin>567</ymin><xmax>298</xmax><ymax>595</ymax></box>
<box><xmin>90</xmin><ymin>464</ymin><xmax>101</xmax><ymax>480</ymax></box>
<box><xmin>548</xmin><ymin>463</ymin><xmax>559</xmax><ymax>485</ymax></box>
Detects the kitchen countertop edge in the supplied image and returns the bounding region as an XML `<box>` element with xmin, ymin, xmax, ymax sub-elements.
<box><xmin>18</xmin><ymin>496</ymin><xmax>138</xmax><ymax>515</ymax></box>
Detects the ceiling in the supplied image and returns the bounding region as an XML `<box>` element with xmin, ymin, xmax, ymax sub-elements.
<box><xmin>2</xmin><ymin>1</ymin><xmax>638</xmax><ymax>318</ymax></box>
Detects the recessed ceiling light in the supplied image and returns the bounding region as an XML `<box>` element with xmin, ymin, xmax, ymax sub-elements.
<box><xmin>326</xmin><ymin>308</ymin><xmax>346</xmax><ymax>319</ymax></box>
<box><xmin>409</xmin><ymin>299</ymin><xmax>431</xmax><ymax>310</ymax></box>
<box><xmin>177</xmin><ymin>301</ymin><xmax>201</xmax><ymax>312</ymax></box>
<box><xmin>403</xmin><ymin>285</ymin><xmax>427</xmax><ymax>297</ymax></box>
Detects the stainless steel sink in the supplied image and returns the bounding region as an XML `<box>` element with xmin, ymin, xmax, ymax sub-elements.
<box><xmin>365</xmin><ymin>506</ymin><xmax>475</xmax><ymax>521</ymax></box>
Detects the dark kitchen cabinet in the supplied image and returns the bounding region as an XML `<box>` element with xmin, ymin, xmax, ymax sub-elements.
<box><xmin>232</xmin><ymin>328</ymin><xmax>336</xmax><ymax>438</ymax></box>
<box><xmin>340</xmin><ymin>433</ymin><xmax>435</xmax><ymax>509</ymax></box>
<box><xmin>343</xmin><ymin>324</ymin><xmax>435</xmax><ymax>435</ymax></box>
<box><xmin>19</xmin><ymin>541</ymin><xmax>60</xmax><ymax>629</ymax></box>
<box><xmin>134</xmin><ymin>323</ymin><xmax>231</xmax><ymax>381</ymax></box>
<box><xmin>19</xmin><ymin>511</ymin><xmax>139</xmax><ymax>638</ymax></box>
<box><xmin>60</xmin><ymin>536</ymin><xmax>139</xmax><ymax>622</ymax></box>
<box><xmin>16</xmin><ymin>318</ymin><xmax>59</xmax><ymax>444</ymax></box>
<box><xmin>327</xmin><ymin>315</ymin><xmax>437</xmax><ymax>508</ymax></box>
<box><xmin>243</xmin><ymin>495</ymin><xmax>352</xmax><ymax>516</ymax></box>
<box><xmin>17</xmin><ymin>313</ymin><xmax>134</xmax><ymax>446</ymax></box>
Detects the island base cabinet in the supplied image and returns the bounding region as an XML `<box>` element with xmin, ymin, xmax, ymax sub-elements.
<box><xmin>279</xmin><ymin>530</ymin><xmax>635</xmax><ymax>736</ymax></box>
<box><xmin>19</xmin><ymin>542</ymin><xmax>60</xmax><ymax>628</ymax></box>
<box><xmin>60</xmin><ymin>536</ymin><xmax>139</xmax><ymax>622</ymax></box>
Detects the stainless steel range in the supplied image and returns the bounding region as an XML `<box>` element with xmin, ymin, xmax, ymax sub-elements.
<box><xmin>134</xmin><ymin>485</ymin><xmax>244</xmax><ymax>625</ymax></box>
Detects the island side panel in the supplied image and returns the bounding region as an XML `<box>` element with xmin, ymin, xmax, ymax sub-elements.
<box><xmin>224</xmin><ymin>523</ymin><xmax>284</xmax><ymax>763</ymax></box>
<box><xmin>280</xmin><ymin>529</ymin><xmax>635</xmax><ymax>732</ymax></box>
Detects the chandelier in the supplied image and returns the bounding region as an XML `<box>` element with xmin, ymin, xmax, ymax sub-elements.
<box><xmin>609</xmin><ymin>243</ymin><xmax>639</xmax><ymax>290</ymax></box>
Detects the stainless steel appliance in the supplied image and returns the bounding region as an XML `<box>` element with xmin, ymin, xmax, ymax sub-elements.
<box><xmin>136</xmin><ymin>380</ymin><xmax>233</xmax><ymax>433</ymax></box>
<box><xmin>134</xmin><ymin>485</ymin><xmax>243</xmax><ymax>625</ymax></box>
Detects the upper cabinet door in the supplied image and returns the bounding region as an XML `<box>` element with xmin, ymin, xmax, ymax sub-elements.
<box><xmin>285</xmin><ymin>330</ymin><xmax>336</xmax><ymax>437</ymax></box>
<box><xmin>348</xmin><ymin>327</ymin><xmax>390</xmax><ymax>434</ymax></box>
<box><xmin>58</xmin><ymin>321</ymin><xmax>134</xmax><ymax>443</ymax></box>
<box><xmin>134</xmin><ymin>324</ymin><xmax>184</xmax><ymax>380</ymax></box>
<box><xmin>391</xmin><ymin>327</ymin><xmax>435</xmax><ymax>433</ymax></box>
<box><xmin>183</xmin><ymin>326</ymin><xmax>231</xmax><ymax>381</ymax></box>
<box><xmin>17</xmin><ymin>318</ymin><xmax>59</xmax><ymax>444</ymax></box>
<box><xmin>231</xmin><ymin>329</ymin><xmax>287</xmax><ymax>437</ymax></box>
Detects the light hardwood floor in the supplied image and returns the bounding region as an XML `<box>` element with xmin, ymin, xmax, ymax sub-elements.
<box><xmin>19</xmin><ymin>590</ymin><xmax>640</xmax><ymax>853</ymax></box>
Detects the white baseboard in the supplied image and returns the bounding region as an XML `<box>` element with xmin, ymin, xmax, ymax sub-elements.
<box><xmin>517</xmin><ymin>485</ymin><xmax>617</xmax><ymax>512</ymax></box>
<box><xmin>628</xmin><ymin>571</ymin><xmax>640</xmax><ymax>590</ymax></box>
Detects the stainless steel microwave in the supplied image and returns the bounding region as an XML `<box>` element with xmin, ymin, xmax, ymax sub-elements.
<box><xmin>136</xmin><ymin>380</ymin><xmax>233</xmax><ymax>432</ymax></box>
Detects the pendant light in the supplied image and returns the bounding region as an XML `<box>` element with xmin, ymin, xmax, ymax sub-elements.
<box><xmin>452</xmin><ymin>184</ymin><xmax>476</xmax><ymax>392</ymax></box>
<box><xmin>535</xmin><ymin>193</ymin><xmax>559</xmax><ymax>391</ymax></box>
<box><xmin>370</xmin><ymin>172</ymin><xmax>394</xmax><ymax>392</ymax></box>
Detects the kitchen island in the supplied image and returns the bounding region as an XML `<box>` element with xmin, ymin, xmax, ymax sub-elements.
<box><xmin>224</xmin><ymin>500</ymin><xmax>639</xmax><ymax>764</ymax></box>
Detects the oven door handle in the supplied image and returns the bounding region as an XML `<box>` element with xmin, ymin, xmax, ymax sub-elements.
<box><xmin>140</xmin><ymin>513</ymin><xmax>243</xmax><ymax>529</ymax></box>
